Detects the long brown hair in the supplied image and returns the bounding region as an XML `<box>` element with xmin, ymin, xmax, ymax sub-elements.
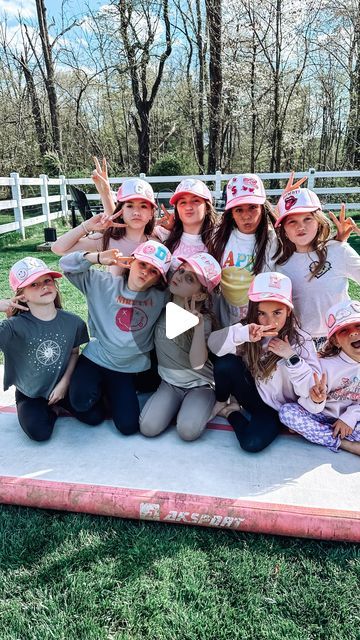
<box><xmin>101</xmin><ymin>202</ymin><xmax>156</xmax><ymax>250</ymax></box>
<box><xmin>318</xmin><ymin>336</ymin><xmax>341</xmax><ymax>358</ymax></box>
<box><xmin>164</xmin><ymin>202</ymin><xmax>217</xmax><ymax>254</ymax></box>
<box><xmin>10</xmin><ymin>281</ymin><xmax>62</xmax><ymax>316</ymax></box>
<box><xmin>238</xmin><ymin>300</ymin><xmax>305</xmax><ymax>381</ymax></box>
<box><xmin>208</xmin><ymin>201</ymin><xmax>275</xmax><ymax>275</ymax></box>
<box><xmin>273</xmin><ymin>210</ymin><xmax>331</xmax><ymax>279</ymax></box>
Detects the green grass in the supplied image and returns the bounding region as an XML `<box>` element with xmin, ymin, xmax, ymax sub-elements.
<box><xmin>0</xmin><ymin>226</ymin><xmax>359</xmax><ymax>640</ymax></box>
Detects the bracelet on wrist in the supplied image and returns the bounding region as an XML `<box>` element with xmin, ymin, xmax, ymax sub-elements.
<box><xmin>97</xmin><ymin>252</ymin><xmax>101</xmax><ymax>265</ymax></box>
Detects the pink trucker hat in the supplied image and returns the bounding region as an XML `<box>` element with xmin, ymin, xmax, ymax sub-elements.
<box><xmin>248</xmin><ymin>272</ymin><xmax>294</xmax><ymax>310</ymax></box>
<box><xmin>116</xmin><ymin>178</ymin><xmax>156</xmax><ymax>206</ymax></box>
<box><xmin>9</xmin><ymin>257</ymin><xmax>62</xmax><ymax>292</ymax></box>
<box><xmin>169</xmin><ymin>179</ymin><xmax>213</xmax><ymax>206</ymax></box>
<box><xmin>225</xmin><ymin>174</ymin><xmax>266</xmax><ymax>211</ymax></box>
<box><xmin>132</xmin><ymin>240</ymin><xmax>171</xmax><ymax>281</ymax></box>
<box><xmin>177</xmin><ymin>252</ymin><xmax>222</xmax><ymax>293</ymax></box>
<box><xmin>326</xmin><ymin>299</ymin><xmax>360</xmax><ymax>339</ymax></box>
<box><xmin>275</xmin><ymin>188</ymin><xmax>322</xmax><ymax>227</ymax></box>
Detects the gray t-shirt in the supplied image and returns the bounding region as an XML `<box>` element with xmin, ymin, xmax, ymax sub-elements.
<box><xmin>60</xmin><ymin>252</ymin><xmax>166</xmax><ymax>373</ymax></box>
<box><xmin>0</xmin><ymin>309</ymin><xmax>89</xmax><ymax>398</ymax></box>
<box><xmin>155</xmin><ymin>309</ymin><xmax>214</xmax><ymax>388</ymax></box>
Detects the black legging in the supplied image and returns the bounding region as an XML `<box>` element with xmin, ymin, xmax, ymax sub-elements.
<box><xmin>15</xmin><ymin>389</ymin><xmax>104</xmax><ymax>442</ymax></box>
<box><xmin>69</xmin><ymin>354</ymin><xmax>140</xmax><ymax>435</ymax></box>
<box><xmin>213</xmin><ymin>354</ymin><xmax>281</xmax><ymax>453</ymax></box>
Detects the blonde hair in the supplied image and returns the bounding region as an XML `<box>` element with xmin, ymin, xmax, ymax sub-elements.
<box><xmin>273</xmin><ymin>210</ymin><xmax>331</xmax><ymax>279</ymax></box>
<box><xmin>10</xmin><ymin>280</ymin><xmax>62</xmax><ymax>316</ymax></box>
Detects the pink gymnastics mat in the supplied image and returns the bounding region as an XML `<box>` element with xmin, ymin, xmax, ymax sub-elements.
<box><xmin>0</xmin><ymin>367</ymin><xmax>359</xmax><ymax>542</ymax></box>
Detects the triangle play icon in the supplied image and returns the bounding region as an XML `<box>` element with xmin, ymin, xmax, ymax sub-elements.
<box><xmin>165</xmin><ymin>301</ymin><xmax>199</xmax><ymax>339</ymax></box>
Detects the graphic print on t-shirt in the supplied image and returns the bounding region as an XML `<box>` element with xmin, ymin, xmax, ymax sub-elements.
<box><xmin>115</xmin><ymin>307</ymin><xmax>148</xmax><ymax>332</ymax></box>
<box><xmin>27</xmin><ymin>334</ymin><xmax>66</xmax><ymax>374</ymax></box>
<box><xmin>221</xmin><ymin>251</ymin><xmax>254</xmax><ymax>307</ymax></box>
<box><xmin>309</xmin><ymin>260</ymin><xmax>332</xmax><ymax>278</ymax></box>
<box><xmin>329</xmin><ymin>375</ymin><xmax>360</xmax><ymax>403</ymax></box>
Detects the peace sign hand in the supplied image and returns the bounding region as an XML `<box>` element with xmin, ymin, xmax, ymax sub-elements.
<box><xmin>91</xmin><ymin>156</ymin><xmax>111</xmax><ymax>197</ymax></box>
<box><xmin>328</xmin><ymin>203</ymin><xmax>360</xmax><ymax>242</ymax></box>
<box><xmin>101</xmin><ymin>209</ymin><xmax>128</xmax><ymax>229</ymax></box>
<box><xmin>283</xmin><ymin>170</ymin><xmax>308</xmax><ymax>194</ymax></box>
<box><xmin>248</xmin><ymin>323</ymin><xmax>278</xmax><ymax>342</ymax></box>
<box><xmin>155</xmin><ymin>204</ymin><xmax>175</xmax><ymax>230</ymax></box>
<box><xmin>309</xmin><ymin>372</ymin><xmax>327</xmax><ymax>404</ymax></box>
<box><xmin>0</xmin><ymin>296</ymin><xmax>29</xmax><ymax>315</ymax></box>
<box><xmin>184</xmin><ymin>294</ymin><xmax>207</xmax><ymax>326</ymax></box>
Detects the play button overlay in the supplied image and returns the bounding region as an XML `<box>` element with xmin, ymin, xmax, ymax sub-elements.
<box><xmin>165</xmin><ymin>302</ymin><xmax>199</xmax><ymax>339</ymax></box>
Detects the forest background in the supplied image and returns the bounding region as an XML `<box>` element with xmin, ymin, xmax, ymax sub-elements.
<box><xmin>1</xmin><ymin>0</ymin><xmax>360</xmax><ymax>181</ymax></box>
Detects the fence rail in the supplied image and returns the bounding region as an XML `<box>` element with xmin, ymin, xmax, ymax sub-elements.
<box><xmin>1</xmin><ymin>169</ymin><xmax>360</xmax><ymax>238</ymax></box>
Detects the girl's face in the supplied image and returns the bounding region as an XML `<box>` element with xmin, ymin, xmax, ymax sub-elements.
<box><xmin>170</xmin><ymin>263</ymin><xmax>203</xmax><ymax>298</ymax></box>
<box><xmin>257</xmin><ymin>300</ymin><xmax>290</xmax><ymax>331</ymax></box>
<box><xmin>283</xmin><ymin>212</ymin><xmax>319</xmax><ymax>252</ymax></box>
<box><xmin>232</xmin><ymin>203</ymin><xmax>263</xmax><ymax>234</ymax></box>
<box><xmin>176</xmin><ymin>194</ymin><xmax>207</xmax><ymax>228</ymax></box>
<box><xmin>120</xmin><ymin>199</ymin><xmax>154</xmax><ymax>229</ymax></box>
<box><xmin>333</xmin><ymin>323</ymin><xmax>360</xmax><ymax>361</ymax></box>
<box><xmin>20</xmin><ymin>275</ymin><xmax>57</xmax><ymax>305</ymax></box>
<box><xmin>128</xmin><ymin>259</ymin><xmax>161</xmax><ymax>291</ymax></box>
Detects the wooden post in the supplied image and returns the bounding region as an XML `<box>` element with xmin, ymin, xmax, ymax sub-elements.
<box><xmin>215</xmin><ymin>170</ymin><xmax>222</xmax><ymax>199</ymax></box>
<box><xmin>10</xmin><ymin>172</ymin><xmax>25</xmax><ymax>239</ymax></box>
<box><xmin>40</xmin><ymin>174</ymin><xmax>51</xmax><ymax>227</ymax></box>
<box><xmin>307</xmin><ymin>167</ymin><xmax>316</xmax><ymax>190</ymax></box>
<box><xmin>59</xmin><ymin>175</ymin><xmax>68</xmax><ymax>217</ymax></box>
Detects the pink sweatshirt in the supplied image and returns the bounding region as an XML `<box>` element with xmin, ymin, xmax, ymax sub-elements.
<box><xmin>300</xmin><ymin>352</ymin><xmax>360</xmax><ymax>429</ymax></box>
<box><xmin>208</xmin><ymin>324</ymin><xmax>321</xmax><ymax>411</ymax></box>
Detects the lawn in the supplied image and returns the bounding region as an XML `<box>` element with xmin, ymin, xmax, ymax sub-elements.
<box><xmin>0</xmin><ymin>224</ymin><xmax>359</xmax><ymax>640</ymax></box>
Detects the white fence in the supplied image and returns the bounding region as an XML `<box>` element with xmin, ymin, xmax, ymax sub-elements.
<box><xmin>1</xmin><ymin>168</ymin><xmax>360</xmax><ymax>238</ymax></box>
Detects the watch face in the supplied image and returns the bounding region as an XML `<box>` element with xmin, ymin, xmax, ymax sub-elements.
<box><xmin>289</xmin><ymin>355</ymin><xmax>300</xmax><ymax>365</ymax></box>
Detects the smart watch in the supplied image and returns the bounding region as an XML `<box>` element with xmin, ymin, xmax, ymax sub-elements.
<box><xmin>286</xmin><ymin>354</ymin><xmax>301</xmax><ymax>366</ymax></box>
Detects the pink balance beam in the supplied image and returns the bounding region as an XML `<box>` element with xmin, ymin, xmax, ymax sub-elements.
<box><xmin>0</xmin><ymin>476</ymin><xmax>359</xmax><ymax>542</ymax></box>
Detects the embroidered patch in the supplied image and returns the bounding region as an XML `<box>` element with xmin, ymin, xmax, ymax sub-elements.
<box><xmin>309</xmin><ymin>260</ymin><xmax>332</xmax><ymax>278</ymax></box>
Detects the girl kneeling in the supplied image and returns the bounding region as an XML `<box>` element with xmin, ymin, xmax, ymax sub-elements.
<box><xmin>208</xmin><ymin>272</ymin><xmax>320</xmax><ymax>452</ymax></box>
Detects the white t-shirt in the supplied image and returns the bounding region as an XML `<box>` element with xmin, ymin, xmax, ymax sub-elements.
<box><xmin>276</xmin><ymin>241</ymin><xmax>360</xmax><ymax>338</ymax></box>
<box><xmin>153</xmin><ymin>226</ymin><xmax>207</xmax><ymax>269</ymax></box>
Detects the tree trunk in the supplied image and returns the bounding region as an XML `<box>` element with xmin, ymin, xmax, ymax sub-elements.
<box><xmin>206</xmin><ymin>0</ymin><xmax>222</xmax><ymax>174</ymax></box>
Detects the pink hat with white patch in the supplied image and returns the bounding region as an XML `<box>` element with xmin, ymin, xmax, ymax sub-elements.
<box><xmin>326</xmin><ymin>300</ymin><xmax>360</xmax><ymax>339</ymax></box>
<box><xmin>248</xmin><ymin>272</ymin><xmax>294</xmax><ymax>310</ymax></box>
<box><xmin>9</xmin><ymin>257</ymin><xmax>62</xmax><ymax>292</ymax></box>
<box><xmin>177</xmin><ymin>252</ymin><xmax>222</xmax><ymax>293</ymax></box>
<box><xmin>275</xmin><ymin>188</ymin><xmax>322</xmax><ymax>227</ymax></box>
<box><xmin>225</xmin><ymin>174</ymin><xmax>266</xmax><ymax>210</ymax></box>
<box><xmin>169</xmin><ymin>179</ymin><xmax>212</xmax><ymax>206</ymax></box>
<box><xmin>116</xmin><ymin>178</ymin><xmax>156</xmax><ymax>206</ymax></box>
<box><xmin>132</xmin><ymin>240</ymin><xmax>171</xmax><ymax>281</ymax></box>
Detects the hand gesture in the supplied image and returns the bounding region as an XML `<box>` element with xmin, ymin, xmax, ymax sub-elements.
<box><xmin>184</xmin><ymin>294</ymin><xmax>207</xmax><ymax>326</ymax></box>
<box><xmin>91</xmin><ymin>156</ymin><xmax>111</xmax><ymax>197</ymax></box>
<box><xmin>309</xmin><ymin>372</ymin><xmax>327</xmax><ymax>404</ymax></box>
<box><xmin>332</xmin><ymin>418</ymin><xmax>353</xmax><ymax>440</ymax></box>
<box><xmin>0</xmin><ymin>296</ymin><xmax>29</xmax><ymax>314</ymax></box>
<box><xmin>98</xmin><ymin>249</ymin><xmax>133</xmax><ymax>267</ymax></box>
<box><xmin>155</xmin><ymin>204</ymin><xmax>175</xmax><ymax>230</ymax></box>
<box><xmin>283</xmin><ymin>170</ymin><xmax>308</xmax><ymax>194</ymax></box>
<box><xmin>328</xmin><ymin>203</ymin><xmax>360</xmax><ymax>243</ymax></box>
<box><xmin>267</xmin><ymin>335</ymin><xmax>295</xmax><ymax>358</ymax></box>
<box><xmin>48</xmin><ymin>379</ymin><xmax>68</xmax><ymax>405</ymax></box>
<box><xmin>248</xmin><ymin>323</ymin><xmax>278</xmax><ymax>342</ymax></box>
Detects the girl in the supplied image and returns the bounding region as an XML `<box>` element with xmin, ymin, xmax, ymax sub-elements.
<box><xmin>52</xmin><ymin>159</ymin><xmax>157</xmax><ymax>277</ymax></box>
<box><xmin>0</xmin><ymin>257</ymin><xmax>95</xmax><ymax>441</ymax></box>
<box><xmin>208</xmin><ymin>174</ymin><xmax>306</xmax><ymax>327</ymax></box>
<box><xmin>139</xmin><ymin>252</ymin><xmax>221</xmax><ymax>441</ymax></box>
<box><xmin>59</xmin><ymin>240</ymin><xmax>171</xmax><ymax>435</ymax></box>
<box><xmin>208</xmin><ymin>272</ymin><xmax>321</xmax><ymax>453</ymax></box>
<box><xmin>279</xmin><ymin>299</ymin><xmax>360</xmax><ymax>455</ymax></box>
<box><xmin>152</xmin><ymin>178</ymin><xmax>217</xmax><ymax>269</ymax></box>
<box><xmin>273</xmin><ymin>187</ymin><xmax>360</xmax><ymax>347</ymax></box>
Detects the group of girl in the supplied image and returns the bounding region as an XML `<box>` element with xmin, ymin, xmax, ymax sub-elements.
<box><xmin>1</xmin><ymin>160</ymin><xmax>359</xmax><ymax>459</ymax></box>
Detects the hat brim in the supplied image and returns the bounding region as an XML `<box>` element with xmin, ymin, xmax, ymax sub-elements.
<box><xmin>274</xmin><ymin>207</ymin><xmax>320</xmax><ymax>227</ymax></box>
<box><xmin>169</xmin><ymin>190</ymin><xmax>212</xmax><ymax>206</ymax></box>
<box><xmin>328</xmin><ymin>316</ymin><xmax>360</xmax><ymax>339</ymax></box>
<box><xmin>224</xmin><ymin>194</ymin><xmax>266</xmax><ymax>210</ymax></box>
<box><xmin>17</xmin><ymin>269</ymin><xmax>63</xmax><ymax>290</ymax></box>
<box><xmin>248</xmin><ymin>292</ymin><xmax>294</xmax><ymax>310</ymax></box>
<box><xmin>116</xmin><ymin>192</ymin><xmax>156</xmax><ymax>206</ymax></box>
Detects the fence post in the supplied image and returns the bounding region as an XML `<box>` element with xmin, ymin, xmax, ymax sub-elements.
<box><xmin>307</xmin><ymin>167</ymin><xmax>316</xmax><ymax>190</ymax></box>
<box><xmin>139</xmin><ymin>173</ymin><xmax>146</xmax><ymax>179</ymax></box>
<box><xmin>10</xmin><ymin>172</ymin><xmax>25</xmax><ymax>239</ymax></box>
<box><xmin>215</xmin><ymin>170</ymin><xmax>222</xmax><ymax>199</ymax></box>
<box><xmin>59</xmin><ymin>175</ymin><xmax>68</xmax><ymax>217</ymax></box>
<box><xmin>40</xmin><ymin>174</ymin><xmax>51</xmax><ymax>227</ymax></box>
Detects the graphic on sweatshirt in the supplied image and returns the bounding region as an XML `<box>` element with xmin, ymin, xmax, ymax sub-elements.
<box><xmin>328</xmin><ymin>375</ymin><xmax>360</xmax><ymax>402</ymax></box>
<box><xmin>115</xmin><ymin>307</ymin><xmax>148</xmax><ymax>332</ymax></box>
